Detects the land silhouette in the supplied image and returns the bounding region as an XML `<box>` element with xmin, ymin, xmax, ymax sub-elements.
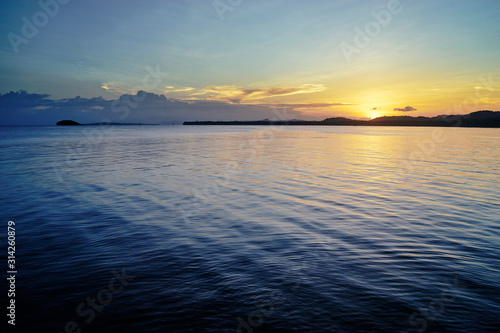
<box><xmin>183</xmin><ymin>111</ymin><xmax>500</xmax><ymax>128</ymax></box>
<box><xmin>56</xmin><ymin>120</ymin><xmax>157</xmax><ymax>126</ymax></box>
<box><xmin>57</xmin><ymin>111</ymin><xmax>500</xmax><ymax>128</ymax></box>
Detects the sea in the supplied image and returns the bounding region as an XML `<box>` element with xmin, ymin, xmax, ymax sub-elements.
<box><xmin>1</xmin><ymin>125</ymin><xmax>499</xmax><ymax>332</ymax></box>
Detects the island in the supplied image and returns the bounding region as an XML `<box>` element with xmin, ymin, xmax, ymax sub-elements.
<box><xmin>56</xmin><ymin>120</ymin><xmax>82</xmax><ymax>126</ymax></box>
<box><xmin>56</xmin><ymin>120</ymin><xmax>158</xmax><ymax>126</ymax></box>
<box><xmin>183</xmin><ymin>111</ymin><xmax>500</xmax><ymax>128</ymax></box>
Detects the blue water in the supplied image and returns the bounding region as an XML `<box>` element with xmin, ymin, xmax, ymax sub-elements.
<box><xmin>1</xmin><ymin>125</ymin><xmax>499</xmax><ymax>332</ymax></box>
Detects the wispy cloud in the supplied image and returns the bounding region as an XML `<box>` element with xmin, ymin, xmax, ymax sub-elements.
<box><xmin>104</xmin><ymin>83</ymin><xmax>326</xmax><ymax>104</ymax></box>
<box><xmin>101</xmin><ymin>82</ymin><xmax>141</xmax><ymax>96</ymax></box>
<box><xmin>191</xmin><ymin>84</ymin><xmax>326</xmax><ymax>103</ymax></box>
<box><xmin>262</xmin><ymin>102</ymin><xmax>352</xmax><ymax>110</ymax></box>
<box><xmin>32</xmin><ymin>105</ymin><xmax>51</xmax><ymax>110</ymax></box>
<box><xmin>164</xmin><ymin>86</ymin><xmax>196</xmax><ymax>93</ymax></box>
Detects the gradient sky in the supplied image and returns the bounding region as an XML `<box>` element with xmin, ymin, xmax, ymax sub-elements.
<box><xmin>1</xmin><ymin>0</ymin><xmax>499</xmax><ymax>123</ymax></box>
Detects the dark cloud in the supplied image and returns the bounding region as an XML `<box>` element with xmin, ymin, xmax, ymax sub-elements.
<box><xmin>0</xmin><ymin>90</ymin><xmax>50</xmax><ymax>107</ymax></box>
<box><xmin>394</xmin><ymin>106</ymin><xmax>417</xmax><ymax>112</ymax></box>
<box><xmin>0</xmin><ymin>90</ymin><xmax>310</xmax><ymax>125</ymax></box>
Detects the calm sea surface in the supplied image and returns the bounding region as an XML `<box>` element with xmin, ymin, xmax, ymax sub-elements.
<box><xmin>1</xmin><ymin>125</ymin><xmax>499</xmax><ymax>332</ymax></box>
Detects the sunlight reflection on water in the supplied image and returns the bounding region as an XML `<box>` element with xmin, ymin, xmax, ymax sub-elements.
<box><xmin>0</xmin><ymin>125</ymin><xmax>499</xmax><ymax>332</ymax></box>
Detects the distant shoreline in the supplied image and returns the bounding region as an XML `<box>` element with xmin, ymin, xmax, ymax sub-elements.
<box><xmin>56</xmin><ymin>120</ymin><xmax>160</xmax><ymax>126</ymax></box>
<box><xmin>183</xmin><ymin>111</ymin><xmax>500</xmax><ymax>128</ymax></box>
<box><xmin>56</xmin><ymin>111</ymin><xmax>500</xmax><ymax>128</ymax></box>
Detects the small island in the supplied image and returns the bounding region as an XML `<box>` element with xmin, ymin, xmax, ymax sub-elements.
<box><xmin>56</xmin><ymin>120</ymin><xmax>158</xmax><ymax>126</ymax></box>
<box><xmin>56</xmin><ymin>120</ymin><xmax>82</xmax><ymax>126</ymax></box>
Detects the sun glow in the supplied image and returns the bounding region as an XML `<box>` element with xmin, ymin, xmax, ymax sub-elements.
<box><xmin>368</xmin><ymin>110</ymin><xmax>381</xmax><ymax>119</ymax></box>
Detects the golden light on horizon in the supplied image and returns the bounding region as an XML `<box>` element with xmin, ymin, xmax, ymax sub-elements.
<box><xmin>368</xmin><ymin>110</ymin><xmax>382</xmax><ymax>119</ymax></box>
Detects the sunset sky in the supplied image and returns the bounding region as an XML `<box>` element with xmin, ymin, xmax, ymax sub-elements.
<box><xmin>1</xmin><ymin>0</ymin><xmax>499</xmax><ymax>124</ymax></box>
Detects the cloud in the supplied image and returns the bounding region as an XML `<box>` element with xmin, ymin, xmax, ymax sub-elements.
<box><xmin>0</xmin><ymin>90</ymin><xmax>314</xmax><ymax>125</ymax></box>
<box><xmin>101</xmin><ymin>82</ymin><xmax>121</xmax><ymax>92</ymax></box>
<box><xmin>101</xmin><ymin>81</ymin><xmax>143</xmax><ymax>96</ymax></box>
<box><xmin>32</xmin><ymin>105</ymin><xmax>51</xmax><ymax>110</ymax></box>
<box><xmin>260</xmin><ymin>102</ymin><xmax>351</xmax><ymax>110</ymax></box>
<box><xmin>164</xmin><ymin>86</ymin><xmax>196</xmax><ymax>93</ymax></box>
<box><xmin>193</xmin><ymin>84</ymin><xmax>326</xmax><ymax>103</ymax></box>
<box><xmin>0</xmin><ymin>90</ymin><xmax>50</xmax><ymax>107</ymax></box>
<box><xmin>1</xmin><ymin>91</ymin><xmax>113</xmax><ymax>124</ymax></box>
<box><xmin>394</xmin><ymin>106</ymin><xmax>417</xmax><ymax>112</ymax></box>
<box><xmin>103</xmin><ymin>82</ymin><xmax>327</xmax><ymax>104</ymax></box>
<box><xmin>371</xmin><ymin>107</ymin><xmax>378</xmax><ymax>110</ymax></box>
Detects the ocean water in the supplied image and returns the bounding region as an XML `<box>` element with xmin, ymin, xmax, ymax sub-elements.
<box><xmin>1</xmin><ymin>125</ymin><xmax>499</xmax><ymax>333</ymax></box>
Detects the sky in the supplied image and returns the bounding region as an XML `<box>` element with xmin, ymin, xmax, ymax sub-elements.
<box><xmin>1</xmin><ymin>0</ymin><xmax>499</xmax><ymax>125</ymax></box>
